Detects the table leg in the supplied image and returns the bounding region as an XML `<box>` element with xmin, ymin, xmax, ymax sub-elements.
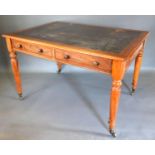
<box><xmin>132</xmin><ymin>50</ymin><xmax>143</xmax><ymax>94</ymax></box>
<box><xmin>57</xmin><ymin>62</ymin><xmax>63</xmax><ymax>74</ymax></box>
<box><xmin>109</xmin><ymin>80</ymin><xmax>122</xmax><ymax>137</ymax></box>
<box><xmin>9</xmin><ymin>51</ymin><xmax>23</xmax><ymax>99</ymax></box>
<box><xmin>6</xmin><ymin>38</ymin><xmax>22</xmax><ymax>99</ymax></box>
<box><xmin>109</xmin><ymin>60</ymin><xmax>125</xmax><ymax>137</ymax></box>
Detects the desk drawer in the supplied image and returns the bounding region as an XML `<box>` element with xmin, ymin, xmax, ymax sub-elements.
<box><xmin>12</xmin><ymin>40</ymin><xmax>53</xmax><ymax>58</ymax></box>
<box><xmin>55</xmin><ymin>49</ymin><xmax>112</xmax><ymax>73</ymax></box>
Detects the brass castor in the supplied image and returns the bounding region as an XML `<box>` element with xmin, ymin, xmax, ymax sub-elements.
<box><xmin>57</xmin><ymin>69</ymin><xmax>62</xmax><ymax>74</ymax></box>
<box><xmin>18</xmin><ymin>93</ymin><xmax>23</xmax><ymax>100</ymax></box>
<box><xmin>109</xmin><ymin>129</ymin><xmax>117</xmax><ymax>138</ymax></box>
<box><xmin>130</xmin><ymin>88</ymin><xmax>135</xmax><ymax>96</ymax></box>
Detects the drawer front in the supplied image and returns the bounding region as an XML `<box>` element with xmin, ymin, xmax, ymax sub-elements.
<box><xmin>55</xmin><ymin>49</ymin><xmax>112</xmax><ymax>73</ymax></box>
<box><xmin>12</xmin><ymin>40</ymin><xmax>53</xmax><ymax>58</ymax></box>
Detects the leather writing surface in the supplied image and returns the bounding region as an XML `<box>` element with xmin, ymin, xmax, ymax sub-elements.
<box><xmin>13</xmin><ymin>22</ymin><xmax>143</xmax><ymax>53</ymax></box>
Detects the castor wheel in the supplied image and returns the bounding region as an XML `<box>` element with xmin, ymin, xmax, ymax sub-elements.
<box><xmin>18</xmin><ymin>93</ymin><xmax>23</xmax><ymax>100</ymax></box>
<box><xmin>109</xmin><ymin>129</ymin><xmax>117</xmax><ymax>138</ymax></box>
<box><xmin>130</xmin><ymin>88</ymin><xmax>135</xmax><ymax>96</ymax></box>
<box><xmin>57</xmin><ymin>69</ymin><xmax>61</xmax><ymax>74</ymax></box>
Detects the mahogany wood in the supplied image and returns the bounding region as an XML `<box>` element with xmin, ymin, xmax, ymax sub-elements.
<box><xmin>2</xmin><ymin>22</ymin><xmax>149</xmax><ymax>137</ymax></box>
<box><xmin>132</xmin><ymin>46</ymin><xmax>144</xmax><ymax>91</ymax></box>
<box><xmin>6</xmin><ymin>38</ymin><xmax>22</xmax><ymax>96</ymax></box>
<box><xmin>57</xmin><ymin>62</ymin><xmax>63</xmax><ymax>73</ymax></box>
<box><xmin>109</xmin><ymin>60</ymin><xmax>126</xmax><ymax>130</ymax></box>
<box><xmin>55</xmin><ymin>48</ymin><xmax>112</xmax><ymax>74</ymax></box>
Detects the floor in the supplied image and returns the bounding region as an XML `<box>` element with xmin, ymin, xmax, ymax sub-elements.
<box><xmin>0</xmin><ymin>71</ymin><xmax>155</xmax><ymax>139</ymax></box>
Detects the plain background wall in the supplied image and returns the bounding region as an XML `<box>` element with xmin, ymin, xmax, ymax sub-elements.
<box><xmin>0</xmin><ymin>15</ymin><xmax>155</xmax><ymax>73</ymax></box>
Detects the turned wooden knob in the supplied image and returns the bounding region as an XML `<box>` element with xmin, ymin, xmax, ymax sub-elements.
<box><xmin>93</xmin><ymin>61</ymin><xmax>100</xmax><ymax>66</ymax></box>
<box><xmin>64</xmin><ymin>55</ymin><xmax>70</xmax><ymax>59</ymax></box>
<box><xmin>17</xmin><ymin>44</ymin><xmax>22</xmax><ymax>48</ymax></box>
<box><xmin>38</xmin><ymin>49</ymin><xmax>44</xmax><ymax>53</ymax></box>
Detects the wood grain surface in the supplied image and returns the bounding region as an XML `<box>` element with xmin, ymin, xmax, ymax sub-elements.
<box><xmin>2</xmin><ymin>21</ymin><xmax>149</xmax><ymax>137</ymax></box>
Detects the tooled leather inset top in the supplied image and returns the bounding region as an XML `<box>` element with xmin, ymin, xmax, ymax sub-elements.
<box><xmin>12</xmin><ymin>22</ymin><xmax>143</xmax><ymax>53</ymax></box>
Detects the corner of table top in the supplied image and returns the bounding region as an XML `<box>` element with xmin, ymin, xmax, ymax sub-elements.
<box><xmin>2</xmin><ymin>34</ymin><xmax>11</xmax><ymax>38</ymax></box>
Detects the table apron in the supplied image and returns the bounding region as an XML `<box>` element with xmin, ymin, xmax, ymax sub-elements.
<box><xmin>11</xmin><ymin>38</ymin><xmax>112</xmax><ymax>75</ymax></box>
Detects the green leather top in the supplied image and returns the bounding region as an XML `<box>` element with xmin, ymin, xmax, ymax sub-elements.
<box><xmin>13</xmin><ymin>22</ymin><xmax>144</xmax><ymax>53</ymax></box>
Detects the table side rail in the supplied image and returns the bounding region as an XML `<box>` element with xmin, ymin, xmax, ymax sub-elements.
<box><xmin>9</xmin><ymin>38</ymin><xmax>112</xmax><ymax>75</ymax></box>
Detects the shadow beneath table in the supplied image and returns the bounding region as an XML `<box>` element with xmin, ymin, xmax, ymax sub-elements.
<box><xmin>122</xmin><ymin>80</ymin><xmax>132</xmax><ymax>95</ymax></box>
<box><xmin>61</xmin><ymin>74</ymin><xmax>109</xmax><ymax>132</ymax></box>
<box><xmin>41</xmin><ymin>124</ymin><xmax>111</xmax><ymax>139</ymax></box>
<box><xmin>0</xmin><ymin>122</ymin><xmax>111</xmax><ymax>140</ymax></box>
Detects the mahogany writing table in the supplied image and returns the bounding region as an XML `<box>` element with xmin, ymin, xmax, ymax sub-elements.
<box><xmin>3</xmin><ymin>22</ymin><xmax>149</xmax><ymax>137</ymax></box>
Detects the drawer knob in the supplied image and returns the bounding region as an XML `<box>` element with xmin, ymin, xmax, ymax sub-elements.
<box><xmin>93</xmin><ymin>61</ymin><xmax>100</xmax><ymax>66</ymax></box>
<box><xmin>17</xmin><ymin>44</ymin><xmax>22</xmax><ymax>48</ymax></box>
<box><xmin>64</xmin><ymin>55</ymin><xmax>70</xmax><ymax>59</ymax></box>
<box><xmin>38</xmin><ymin>49</ymin><xmax>44</xmax><ymax>53</ymax></box>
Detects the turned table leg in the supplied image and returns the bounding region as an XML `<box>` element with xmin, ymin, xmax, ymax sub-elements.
<box><xmin>109</xmin><ymin>80</ymin><xmax>122</xmax><ymax>137</ymax></box>
<box><xmin>109</xmin><ymin>60</ymin><xmax>125</xmax><ymax>137</ymax></box>
<box><xmin>132</xmin><ymin>49</ymin><xmax>143</xmax><ymax>94</ymax></box>
<box><xmin>57</xmin><ymin>62</ymin><xmax>63</xmax><ymax>74</ymax></box>
<box><xmin>6</xmin><ymin>38</ymin><xmax>23</xmax><ymax>99</ymax></box>
<box><xmin>9</xmin><ymin>51</ymin><xmax>23</xmax><ymax>99</ymax></box>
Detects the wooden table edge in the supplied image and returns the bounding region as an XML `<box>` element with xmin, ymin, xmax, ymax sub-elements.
<box><xmin>2</xmin><ymin>34</ymin><xmax>125</xmax><ymax>61</ymax></box>
<box><xmin>119</xmin><ymin>31</ymin><xmax>149</xmax><ymax>59</ymax></box>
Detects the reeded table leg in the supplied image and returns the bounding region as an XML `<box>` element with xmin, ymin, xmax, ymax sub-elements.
<box><xmin>57</xmin><ymin>62</ymin><xmax>63</xmax><ymax>74</ymax></box>
<box><xmin>109</xmin><ymin>60</ymin><xmax>125</xmax><ymax>137</ymax></box>
<box><xmin>132</xmin><ymin>50</ymin><xmax>143</xmax><ymax>95</ymax></box>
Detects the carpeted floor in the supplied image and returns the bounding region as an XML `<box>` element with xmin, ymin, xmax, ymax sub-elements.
<box><xmin>0</xmin><ymin>71</ymin><xmax>155</xmax><ymax>139</ymax></box>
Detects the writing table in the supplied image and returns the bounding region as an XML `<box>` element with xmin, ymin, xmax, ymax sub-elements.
<box><xmin>3</xmin><ymin>22</ymin><xmax>149</xmax><ymax>137</ymax></box>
